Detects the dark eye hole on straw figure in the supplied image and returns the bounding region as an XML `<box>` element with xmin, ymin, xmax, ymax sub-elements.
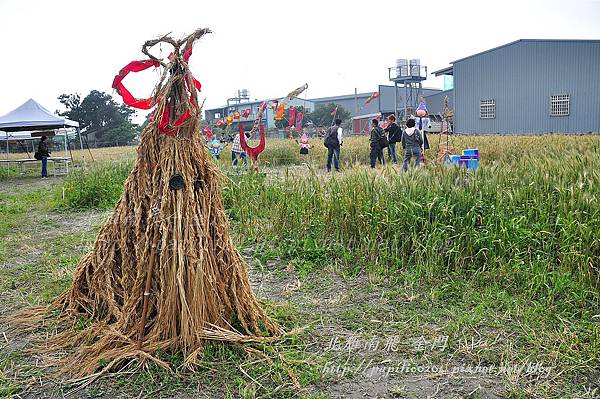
<box><xmin>169</xmin><ymin>174</ymin><xmax>185</xmax><ymax>191</ymax></box>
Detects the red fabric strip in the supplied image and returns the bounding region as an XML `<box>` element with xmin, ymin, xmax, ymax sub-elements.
<box><xmin>239</xmin><ymin>123</ymin><xmax>266</xmax><ymax>161</ymax></box>
<box><xmin>112</xmin><ymin>60</ymin><xmax>160</xmax><ymax>110</ymax></box>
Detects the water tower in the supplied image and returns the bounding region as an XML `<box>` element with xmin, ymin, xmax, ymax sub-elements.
<box><xmin>227</xmin><ymin>89</ymin><xmax>250</xmax><ymax>109</ymax></box>
<box><xmin>388</xmin><ymin>58</ymin><xmax>427</xmax><ymax>120</ymax></box>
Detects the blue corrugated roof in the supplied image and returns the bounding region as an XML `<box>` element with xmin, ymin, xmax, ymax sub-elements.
<box><xmin>450</xmin><ymin>39</ymin><xmax>600</xmax><ymax>64</ymax></box>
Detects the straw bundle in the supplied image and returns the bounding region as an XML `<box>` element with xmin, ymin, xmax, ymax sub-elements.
<box><xmin>18</xmin><ymin>29</ymin><xmax>280</xmax><ymax>377</ymax></box>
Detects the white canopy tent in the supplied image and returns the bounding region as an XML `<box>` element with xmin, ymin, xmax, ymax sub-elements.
<box><xmin>0</xmin><ymin>98</ymin><xmax>83</xmax><ymax>159</ymax></box>
<box><xmin>0</xmin><ymin>99</ymin><xmax>84</xmax><ymax>176</ymax></box>
<box><xmin>0</xmin><ymin>98</ymin><xmax>79</xmax><ymax>132</ymax></box>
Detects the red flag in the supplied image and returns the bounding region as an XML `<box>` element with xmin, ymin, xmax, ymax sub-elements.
<box><xmin>364</xmin><ymin>91</ymin><xmax>380</xmax><ymax>105</ymax></box>
<box><xmin>295</xmin><ymin>112</ymin><xmax>303</xmax><ymax>130</ymax></box>
<box><xmin>288</xmin><ymin>106</ymin><xmax>296</xmax><ymax>127</ymax></box>
<box><xmin>330</xmin><ymin>106</ymin><xmax>338</xmax><ymax>116</ymax></box>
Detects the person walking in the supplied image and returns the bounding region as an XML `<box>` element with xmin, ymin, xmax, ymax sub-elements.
<box><xmin>324</xmin><ymin>118</ymin><xmax>343</xmax><ymax>172</ymax></box>
<box><xmin>369</xmin><ymin>119</ymin><xmax>385</xmax><ymax>168</ymax></box>
<box><xmin>384</xmin><ymin>115</ymin><xmax>401</xmax><ymax>164</ymax></box>
<box><xmin>401</xmin><ymin>118</ymin><xmax>423</xmax><ymax>171</ymax></box>
<box><xmin>231</xmin><ymin>131</ymin><xmax>248</xmax><ymax>167</ymax></box>
<box><xmin>37</xmin><ymin>135</ymin><xmax>51</xmax><ymax>178</ymax></box>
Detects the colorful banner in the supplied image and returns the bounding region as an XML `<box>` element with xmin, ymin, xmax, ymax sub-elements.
<box><xmin>295</xmin><ymin>112</ymin><xmax>303</xmax><ymax>130</ymax></box>
<box><xmin>288</xmin><ymin>107</ymin><xmax>296</xmax><ymax>127</ymax></box>
<box><xmin>364</xmin><ymin>91</ymin><xmax>379</xmax><ymax>105</ymax></box>
<box><xmin>284</xmin><ymin>83</ymin><xmax>308</xmax><ymax>103</ymax></box>
<box><xmin>276</xmin><ymin>103</ymin><xmax>285</xmax><ymax>121</ymax></box>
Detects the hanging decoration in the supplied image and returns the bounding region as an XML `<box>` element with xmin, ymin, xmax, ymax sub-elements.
<box><xmin>288</xmin><ymin>106</ymin><xmax>296</xmax><ymax>127</ymax></box>
<box><xmin>215</xmin><ymin>120</ymin><xmax>225</xmax><ymax>127</ymax></box>
<box><xmin>416</xmin><ymin>100</ymin><xmax>428</xmax><ymax>117</ymax></box>
<box><xmin>241</xmin><ymin>108</ymin><xmax>251</xmax><ymax>118</ymax></box>
<box><xmin>239</xmin><ymin>122</ymin><xmax>266</xmax><ymax>171</ymax></box>
<box><xmin>233</xmin><ymin>111</ymin><xmax>241</xmax><ymax>120</ymax></box>
<box><xmin>226</xmin><ymin>115</ymin><xmax>233</xmax><ymax>125</ymax></box>
<box><xmin>283</xmin><ymin>83</ymin><xmax>308</xmax><ymax>103</ymax></box>
<box><xmin>276</xmin><ymin>103</ymin><xmax>285</xmax><ymax>121</ymax></box>
<box><xmin>203</xmin><ymin>126</ymin><xmax>214</xmax><ymax>139</ymax></box>
<box><xmin>295</xmin><ymin>112</ymin><xmax>303</xmax><ymax>130</ymax></box>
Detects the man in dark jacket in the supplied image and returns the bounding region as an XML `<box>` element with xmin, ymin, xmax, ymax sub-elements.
<box><xmin>401</xmin><ymin>118</ymin><xmax>423</xmax><ymax>171</ymax></box>
<box><xmin>325</xmin><ymin>118</ymin><xmax>343</xmax><ymax>172</ymax></box>
<box><xmin>37</xmin><ymin>136</ymin><xmax>51</xmax><ymax>178</ymax></box>
<box><xmin>384</xmin><ymin>115</ymin><xmax>401</xmax><ymax>164</ymax></box>
<box><xmin>369</xmin><ymin>119</ymin><xmax>385</xmax><ymax>168</ymax></box>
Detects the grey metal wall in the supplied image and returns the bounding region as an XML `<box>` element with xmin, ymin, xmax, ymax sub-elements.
<box><xmin>378</xmin><ymin>85</ymin><xmax>442</xmax><ymax>113</ymax></box>
<box><xmin>424</xmin><ymin>89</ymin><xmax>454</xmax><ymax>115</ymax></box>
<box><xmin>454</xmin><ymin>40</ymin><xmax>600</xmax><ymax>133</ymax></box>
<box><xmin>312</xmin><ymin>86</ymin><xmax>442</xmax><ymax>118</ymax></box>
<box><xmin>312</xmin><ymin>94</ymin><xmax>377</xmax><ymax>118</ymax></box>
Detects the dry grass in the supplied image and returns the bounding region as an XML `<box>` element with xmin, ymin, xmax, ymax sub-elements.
<box><xmin>13</xmin><ymin>29</ymin><xmax>279</xmax><ymax>378</ymax></box>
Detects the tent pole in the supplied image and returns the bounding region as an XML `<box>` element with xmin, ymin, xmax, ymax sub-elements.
<box><xmin>5</xmin><ymin>132</ymin><xmax>9</xmax><ymax>177</ymax></box>
<box><xmin>64</xmin><ymin>129</ymin><xmax>68</xmax><ymax>160</ymax></box>
<box><xmin>77</xmin><ymin>127</ymin><xmax>84</xmax><ymax>166</ymax></box>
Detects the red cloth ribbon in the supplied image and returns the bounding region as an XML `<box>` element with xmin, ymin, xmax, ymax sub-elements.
<box><xmin>239</xmin><ymin>123</ymin><xmax>265</xmax><ymax>161</ymax></box>
<box><xmin>111</xmin><ymin>60</ymin><xmax>160</xmax><ymax>110</ymax></box>
<box><xmin>113</xmin><ymin>49</ymin><xmax>201</xmax><ymax>135</ymax></box>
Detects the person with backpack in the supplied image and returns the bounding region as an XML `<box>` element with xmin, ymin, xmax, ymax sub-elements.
<box><xmin>401</xmin><ymin>118</ymin><xmax>424</xmax><ymax>171</ymax></box>
<box><xmin>369</xmin><ymin>119</ymin><xmax>385</xmax><ymax>168</ymax></box>
<box><xmin>384</xmin><ymin>115</ymin><xmax>401</xmax><ymax>164</ymax></box>
<box><xmin>324</xmin><ymin>118</ymin><xmax>343</xmax><ymax>172</ymax></box>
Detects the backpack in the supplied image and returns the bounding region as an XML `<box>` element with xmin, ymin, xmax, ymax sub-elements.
<box><xmin>324</xmin><ymin>126</ymin><xmax>340</xmax><ymax>148</ymax></box>
<box><xmin>34</xmin><ymin>151</ymin><xmax>42</xmax><ymax>160</ymax></box>
<box><xmin>378</xmin><ymin>134</ymin><xmax>389</xmax><ymax>149</ymax></box>
<box><xmin>372</xmin><ymin>126</ymin><xmax>388</xmax><ymax>148</ymax></box>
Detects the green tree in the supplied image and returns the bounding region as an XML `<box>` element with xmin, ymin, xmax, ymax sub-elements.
<box><xmin>57</xmin><ymin>90</ymin><xmax>138</xmax><ymax>147</ymax></box>
<box><xmin>304</xmin><ymin>103</ymin><xmax>351</xmax><ymax>128</ymax></box>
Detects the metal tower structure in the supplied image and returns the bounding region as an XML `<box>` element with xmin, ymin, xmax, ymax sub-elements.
<box><xmin>388</xmin><ymin>59</ymin><xmax>427</xmax><ymax>121</ymax></box>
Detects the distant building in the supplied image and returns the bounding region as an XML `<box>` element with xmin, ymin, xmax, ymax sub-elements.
<box><xmin>431</xmin><ymin>39</ymin><xmax>600</xmax><ymax>134</ymax></box>
<box><xmin>311</xmin><ymin>85</ymin><xmax>441</xmax><ymax>133</ymax></box>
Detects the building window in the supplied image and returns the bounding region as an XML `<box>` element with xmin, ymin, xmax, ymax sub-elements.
<box><xmin>480</xmin><ymin>99</ymin><xmax>495</xmax><ymax>119</ymax></box>
<box><xmin>550</xmin><ymin>94</ymin><xmax>570</xmax><ymax>116</ymax></box>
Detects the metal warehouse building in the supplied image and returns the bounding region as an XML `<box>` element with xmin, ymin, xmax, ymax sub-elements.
<box><xmin>431</xmin><ymin>39</ymin><xmax>600</xmax><ymax>134</ymax></box>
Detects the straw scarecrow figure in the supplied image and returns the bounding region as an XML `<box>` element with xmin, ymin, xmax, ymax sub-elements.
<box><xmin>19</xmin><ymin>29</ymin><xmax>280</xmax><ymax>376</ymax></box>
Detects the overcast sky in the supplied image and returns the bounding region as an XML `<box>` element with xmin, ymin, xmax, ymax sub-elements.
<box><xmin>1</xmin><ymin>0</ymin><xmax>599</xmax><ymax>122</ymax></box>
